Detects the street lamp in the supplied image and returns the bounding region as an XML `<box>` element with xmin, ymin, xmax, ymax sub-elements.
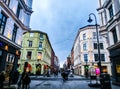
<box><xmin>87</xmin><ymin>13</ymin><xmax>102</xmax><ymax>75</ymax></box>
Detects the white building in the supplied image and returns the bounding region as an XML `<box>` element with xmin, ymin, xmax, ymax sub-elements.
<box><xmin>0</xmin><ymin>0</ymin><xmax>33</xmax><ymax>78</ymax></box>
<box><xmin>97</xmin><ymin>0</ymin><xmax>120</xmax><ymax>85</ymax></box>
<box><xmin>73</xmin><ymin>25</ymin><xmax>111</xmax><ymax>76</ymax></box>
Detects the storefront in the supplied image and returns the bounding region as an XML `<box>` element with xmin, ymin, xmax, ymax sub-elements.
<box><xmin>36</xmin><ymin>63</ymin><xmax>41</xmax><ymax>75</ymax></box>
<box><xmin>109</xmin><ymin>45</ymin><xmax>120</xmax><ymax>85</ymax></box>
<box><xmin>0</xmin><ymin>40</ymin><xmax>20</xmax><ymax>80</ymax></box>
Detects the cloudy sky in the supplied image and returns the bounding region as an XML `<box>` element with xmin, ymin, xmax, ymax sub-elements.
<box><xmin>30</xmin><ymin>0</ymin><xmax>99</xmax><ymax>67</ymax></box>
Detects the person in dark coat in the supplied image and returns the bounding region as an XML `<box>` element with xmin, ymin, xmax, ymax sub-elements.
<box><xmin>12</xmin><ymin>69</ymin><xmax>19</xmax><ymax>84</ymax></box>
<box><xmin>21</xmin><ymin>72</ymin><xmax>31</xmax><ymax>89</ymax></box>
<box><xmin>0</xmin><ymin>71</ymin><xmax>5</xmax><ymax>89</ymax></box>
<box><xmin>61</xmin><ymin>70</ymin><xmax>69</xmax><ymax>81</ymax></box>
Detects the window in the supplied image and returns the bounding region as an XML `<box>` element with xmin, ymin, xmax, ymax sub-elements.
<box><xmin>40</xmin><ymin>33</ymin><xmax>43</xmax><ymax>39</ymax></box>
<box><xmin>108</xmin><ymin>5</ymin><xmax>114</xmax><ymax>18</ymax></box>
<box><xmin>94</xmin><ymin>43</ymin><xmax>104</xmax><ymax>49</ymax></box>
<box><xmin>6</xmin><ymin>53</ymin><xmax>15</xmax><ymax>63</ymax></box>
<box><xmin>83</xmin><ymin>43</ymin><xmax>87</xmax><ymax>50</ymax></box>
<box><xmin>4</xmin><ymin>0</ymin><xmax>10</xmax><ymax>6</ymax></box>
<box><xmin>112</xmin><ymin>28</ymin><xmax>118</xmax><ymax>44</ymax></box>
<box><xmin>94</xmin><ymin>54</ymin><xmax>105</xmax><ymax>61</ymax></box>
<box><xmin>39</xmin><ymin>42</ymin><xmax>42</xmax><ymax>49</ymax></box>
<box><xmin>28</xmin><ymin>41</ymin><xmax>32</xmax><ymax>47</ymax></box>
<box><xmin>12</xmin><ymin>24</ymin><xmax>18</xmax><ymax>42</ymax></box>
<box><xmin>0</xmin><ymin>12</ymin><xmax>7</xmax><ymax>35</ymax></box>
<box><xmin>27</xmin><ymin>51</ymin><xmax>32</xmax><ymax>59</ymax></box>
<box><xmin>84</xmin><ymin>54</ymin><xmax>88</xmax><ymax>62</ymax></box>
<box><xmin>94</xmin><ymin>43</ymin><xmax>97</xmax><ymax>49</ymax></box>
<box><xmin>100</xmin><ymin>43</ymin><xmax>104</xmax><ymax>49</ymax></box>
<box><xmin>37</xmin><ymin>52</ymin><xmax>42</xmax><ymax>60</ymax></box>
<box><xmin>21</xmin><ymin>41</ymin><xmax>23</xmax><ymax>46</ymax></box>
<box><xmin>101</xmin><ymin>54</ymin><xmax>105</xmax><ymax>61</ymax></box>
<box><xmin>93</xmin><ymin>32</ymin><xmax>97</xmax><ymax>39</ymax></box>
<box><xmin>16</xmin><ymin>4</ymin><xmax>21</xmax><ymax>18</ymax></box>
<box><xmin>30</xmin><ymin>33</ymin><xmax>34</xmax><ymax>37</ymax></box>
<box><xmin>83</xmin><ymin>33</ymin><xmax>86</xmax><ymax>40</ymax></box>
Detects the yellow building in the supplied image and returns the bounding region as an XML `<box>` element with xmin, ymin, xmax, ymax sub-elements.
<box><xmin>18</xmin><ymin>30</ymin><xmax>52</xmax><ymax>75</ymax></box>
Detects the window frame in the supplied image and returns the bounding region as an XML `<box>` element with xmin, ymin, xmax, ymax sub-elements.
<box><xmin>94</xmin><ymin>54</ymin><xmax>105</xmax><ymax>61</ymax></box>
<box><xmin>83</xmin><ymin>33</ymin><xmax>86</xmax><ymax>40</ymax></box>
<box><xmin>93</xmin><ymin>32</ymin><xmax>97</xmax><ymax>39</ymax></box>
<box><xmin>16</xmin><ymin>4</ymin><xmax>21</xmax><ymax>18</ymax></box>
<box><xmin>100</xmin><ymin>43</ymin><xmax>104</xmax><ymax>49</ymax></box>
<box><xmin>108</xmin><ymin>5</ymin><xmax>114</xmax><ymax>18</ymax></box>
<box><xmin>27</xmin><ymin>51</ymin><xmax>32</xmax><ymax>60</ymax></box>
<box><xmin>111</xmin><ymin>28</ymin><xmax>118</xmax><ymax>44</ymax></box>
<box><xmin>84</xmin><ymin>54</ymin><xmax>88</xmax><ymax>62</ymax></box>
<box><xmin>83</xmin><ymin>43</ymin><xmax>87</xmax><ymax>50</ymax></box>
<box><xmin>12</xmin><ymin>24</ymin><xmax>18</xmax><ymax>42</ymax></box>
<box><xmin>39</xmin><ymin>42</ymin><xmax>42</xmax><ymax>49</ymax></box>
<box><xmin>0</xmin><ymin>12</ymin><xmax>7</xmax><ymax>35</ymax></box>
<box><xmin>28</xmin><ymin>41</ymin><xmax>32</xmax><ymax>47</ymax></box>
<box><xmin>93</xmin><ymin>43</ymin><xmax>97</xmax><ymax>49</ymax></box>
<box><xmin>40</xmin><ymin>33</ymin><xmax>43</xmax><ymax>39</ymax></box>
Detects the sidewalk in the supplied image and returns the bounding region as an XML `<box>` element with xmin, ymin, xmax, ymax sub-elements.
<box><xmin>73</xmin><ymin>74</ymin><xmax>120</xmax><ymax>89</ymax></box>
<box><xmin>3</xmin><ymin>81</ymin><xmax>17</xmax><ymax>89</ymax></box>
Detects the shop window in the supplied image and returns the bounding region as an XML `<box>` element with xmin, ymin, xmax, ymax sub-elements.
<box><xmin>102</xmin><ymin>66</ymin><xmax>107</xmax><ymax>73</ymax></box>
<box><xmin>116</xmin><ymin>63</ymin><xmax>120</xmax><ymax>82</ymax></box>
<box><xmin>6</xmin><ymin>53</ymin><xmax>15</xmax><ymax>63</ymax></box>
<box><xmin>0</xmin><ymin>50</ymin><xmax>2</xmax><ymax>56</ymax></box>
<box><xmin>0</xmin><ymin>50</ymin><xmax>2</xmax><ymax>61</ymax></box>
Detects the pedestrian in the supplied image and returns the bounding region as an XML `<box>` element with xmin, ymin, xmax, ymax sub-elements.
<box><xmin>17</xmin><ymin>75</ymin><xmax>22</xmax><ymax>89</ymax></box>
<box><xmin>0</xmin><ymin>71</ymin><xmax>5</xmax><ymax>89</ymax></box>
<box><xmin>12</xmin><ymin>69</ymin><xmax>19</xmax><ymax>84</ymax></box>
<box><xmin>21</xmin><ymin>71</ymin><xmax>31</xmax><ymax>89</ymax></box>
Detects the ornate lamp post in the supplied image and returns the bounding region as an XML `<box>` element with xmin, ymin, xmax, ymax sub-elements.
<box><xmin>87</xmin><ymin>13</ymin><xmax>102</xmax><ymax>75</ymax></box>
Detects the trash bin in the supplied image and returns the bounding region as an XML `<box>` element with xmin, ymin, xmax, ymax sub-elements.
<box><xmin>100</xmin><ymin>73</ymin><xmax>111</xmax><ymax>89</ymax></box>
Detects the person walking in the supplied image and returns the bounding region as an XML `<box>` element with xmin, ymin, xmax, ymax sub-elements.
<box><xmin>0</xmin><ymin>71</ymin><xmax>5</xmax><ymax>89</ymax></box>
<box><xmin>21</xmin><ymin>71</ymin><xmax>31</xmax><ymax>89</ymax></box>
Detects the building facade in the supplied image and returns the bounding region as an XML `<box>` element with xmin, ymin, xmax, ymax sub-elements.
<box><xmin>71</xmin><ymin>47</ymin><xmax>74</xmax><ymax>71</ymax></box>
<box><xmin>73</xmin><ymin>25</ymin><xmax>111</xmax><ymax>76</ymax></box>
<box><xmin>19</xmin><ymin>30</ymin><xmax>53</xmax><ymax>75</ymax></box>
<box><xmin>0</xmin><ymin>0</ymin><xmax>32</xmax><ymax>79</ymax></box>
<box><xmin>97</xmin><ymin>0</ymin><xmax>120</xmax><ymax>85</ymax></box>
